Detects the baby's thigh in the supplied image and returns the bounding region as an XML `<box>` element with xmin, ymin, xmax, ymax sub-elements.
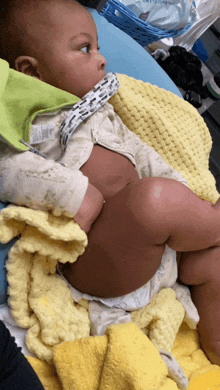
<box><xmin>63</xmin><ymin>178</ymin><xmax>168</xmax><ymax>298</ymax></box>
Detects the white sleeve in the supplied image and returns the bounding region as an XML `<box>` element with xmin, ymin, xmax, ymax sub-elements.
<box><xmin>0</xmin><ymin>147</ymin><xmax>88</xmax><ymax>217</ymax></box>
<box><xmin>135</xmin><ymin>142</ymin><xmax>188</xmax><ymax>187</ymax></box>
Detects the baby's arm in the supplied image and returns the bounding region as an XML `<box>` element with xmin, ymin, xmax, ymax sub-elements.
<box><xmin>0</xmin><ymin>146</ymin><xmax>103</xmax><ymax>231</ymax></box>
<box><xmin>74</xmin><ymin>183</ymin><xmax>104</xmax><ymax>233</ymax></box>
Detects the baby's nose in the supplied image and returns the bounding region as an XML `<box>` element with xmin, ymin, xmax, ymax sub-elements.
<box><xmin>95</xmin><ymin>52</ymin><xmax>107</xmax><ymax>70</ymax></box>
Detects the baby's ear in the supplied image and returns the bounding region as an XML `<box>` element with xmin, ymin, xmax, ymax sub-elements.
<box><xmin>14</xmin><ymin>56</ymin><xmax>42</xmax><ymax>80</ymax></box>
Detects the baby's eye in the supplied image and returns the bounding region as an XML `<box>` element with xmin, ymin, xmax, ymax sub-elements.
<box><xmin>80</xmin><ymin>45</ymin><xmax>90</xmax><ymax>53</ymax></box>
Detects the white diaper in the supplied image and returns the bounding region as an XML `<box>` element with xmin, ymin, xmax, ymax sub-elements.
<box><xmin>58</xmin><ymin>244</ymin><xmax>199</xmax><ymax>336</ymax></box>
<box><xmin>58</xmin><ymin>245</ymin><xmax>177</xmax><ymax>311</ymax></box>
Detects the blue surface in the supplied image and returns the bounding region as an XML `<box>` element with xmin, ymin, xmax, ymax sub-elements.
<box><xmin>192</xmin><ymin>39</ymin><xmax>208</xmax><ymax>62</ymax></box>
<box><xmin>89</xmin><ymin>8</ymin><xmax>182</xmax><ymax>97</ymax></box>
<box><xmin>0</xmin><ymin>9</ymin><xmax>182</xmax><ymax>305</ymax></box>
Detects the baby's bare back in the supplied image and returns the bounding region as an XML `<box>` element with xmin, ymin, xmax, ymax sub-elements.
<box><xmin>80</xmin><ymin>145</ymin><xmax>139</xmax><ymax>199</ymax></box>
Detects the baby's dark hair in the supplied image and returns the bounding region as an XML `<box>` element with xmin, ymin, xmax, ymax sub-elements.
<box><xmin>0</xmin><ymin>0</ymin><xmax>84</xmax><ymax>69</ymax></box>
<box><xmin>0</xmin><ymin>0</ymin><xmax>31</xmax><ymax>68</ymax></box>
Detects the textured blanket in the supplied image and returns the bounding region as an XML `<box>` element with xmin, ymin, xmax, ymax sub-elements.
<box><xmin>27</xmin><ymin>322</ymin><xmax>220</xmax><ymax>390</ymax></box>
<box><xmin>110</xmin><ymin>74</ymin><xmax>219</xmax><ymax>204</ymax></box>
<box><xmin>0</xmin><ymin>73</ymin><xmax>220</xmax><ymax>388</ymax></box>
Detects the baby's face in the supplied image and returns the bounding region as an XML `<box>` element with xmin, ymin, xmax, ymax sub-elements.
<box><xmin>15</xmin><ymin>1</ymin><xmax>107</xmax><ymax>98</ymax></box>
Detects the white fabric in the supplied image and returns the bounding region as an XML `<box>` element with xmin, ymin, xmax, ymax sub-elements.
<box><xmin>89</xmin><ymin>302</ymin><xmax>132</xmax><ymax>336</ymax></box>
<box><xmin>0</xmin><ymin>103</ymin><xmax>188</xmax><ymax>217</ymax></box>
<box><xmin>172</xmin><ymin>283</ymin><xmax>200</xmax><ymax>329</ymax></box>
<box><xmin>159</xmin><ymin>350</ymin><xmax>188</xmax><ymax>390</ymax></box>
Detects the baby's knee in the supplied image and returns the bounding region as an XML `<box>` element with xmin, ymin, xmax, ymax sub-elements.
<box><xmin>124</xmin><ymin>178</ymin><xmax>173</xmax><ymax>243</ymax></box>
<box><xmin>132</xmin><ymin>177</ymin><xmax>183</xmax><ymax>221</ymax></box>
<box><xmin>130</xmin><ymin>176</ymin><xmax>173</xmax><ymax>202</ymax></box>
<box><xmin>127</xmin><ymin>177</ymin><xmax>164</xmax><ymax>216</ymax></box>
<box><xmin>139</xmin><ymin>176</ymin><xmax>186</xmax><ymax>204</ymax></box>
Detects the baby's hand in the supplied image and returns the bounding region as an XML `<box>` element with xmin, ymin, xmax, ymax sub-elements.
<box><xmin>74</xmin><ymin>183</ymin><xmax>104</xmax><ymax>234</ymax></box>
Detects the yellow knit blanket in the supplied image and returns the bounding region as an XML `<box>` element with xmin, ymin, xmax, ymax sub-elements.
<box><xmin>0</xmin><ymin>75</ymin><xmax>220</xmax><ymax>389</ymax></box>
<box><xmin>110</xmin><ymin>74</ymin><xmax>219</xmax><ymax>204</ymax></box>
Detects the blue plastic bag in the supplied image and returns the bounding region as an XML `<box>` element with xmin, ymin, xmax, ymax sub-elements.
<box><xmin>120</xmin><ymin>0</ymin><xmax>199</xmax><ymax>30</ymax></box>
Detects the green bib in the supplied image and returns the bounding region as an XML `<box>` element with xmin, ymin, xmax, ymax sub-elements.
<box><xmin>0</xmin><ymin>59</ymin><xmax>80</xmax><ymax>151</ymax></box>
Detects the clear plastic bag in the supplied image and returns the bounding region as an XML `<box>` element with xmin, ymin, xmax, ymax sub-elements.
<box><xmin>173</xmin><ymin>0</ymin><xmax>220</xmax><ymax>50</ymax></box>
<box><xmin>119</xmin><ymin>0</ymin><xmax>199</xmax><ymax>31</ymax></box>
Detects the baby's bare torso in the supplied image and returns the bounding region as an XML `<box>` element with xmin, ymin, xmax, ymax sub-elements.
<box><xmin>80</xmin><ymin>145</ymin><xmax>139</xmax><ymax>199</ymax></box>
<box><xmin>64</xmin><ymin>145</ymin><xmax>182</xmax><ymax>297</ymax></box>
<box><xmin>80</xmin><ymin>144</ymin><xmax>181</xmax><ymax>275</ymax></box>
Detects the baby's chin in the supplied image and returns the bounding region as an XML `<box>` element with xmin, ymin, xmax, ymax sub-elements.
<box><xmin>94</xmin><ymin>73</ymin><xmax>106</xmax><ymax>86</ymax></box>
<box><xmin>95</xmin><ymin>72</ymin><xmax>107</xmax><ymax>85</ymax></box>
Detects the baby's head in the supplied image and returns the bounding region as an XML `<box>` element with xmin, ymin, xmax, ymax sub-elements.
<box><xmin>0</xmin><ymin>0</ymin><xmax>107</xmax><ymax>97</ymax></box>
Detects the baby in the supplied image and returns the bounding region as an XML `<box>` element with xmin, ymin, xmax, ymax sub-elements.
<box><xmin>1</xmin><ymin>0</ymin><xmax>220</xmax><ymax>364</ymax></box>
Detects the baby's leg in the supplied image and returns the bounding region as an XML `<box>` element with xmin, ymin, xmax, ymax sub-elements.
<box><xmin>179</xmin><ymin>246</ymin><xmax>220</xmax><ymax>365</ymax></box>
<box><xmin>63</xmin><ymin>177</ymin><xmax>220</xmax><ymax>298</ymax></box>
<box><xmin>63</xmin><ymin>178</ymin><xmax>167</xmax><ymax>298</ymax></box>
